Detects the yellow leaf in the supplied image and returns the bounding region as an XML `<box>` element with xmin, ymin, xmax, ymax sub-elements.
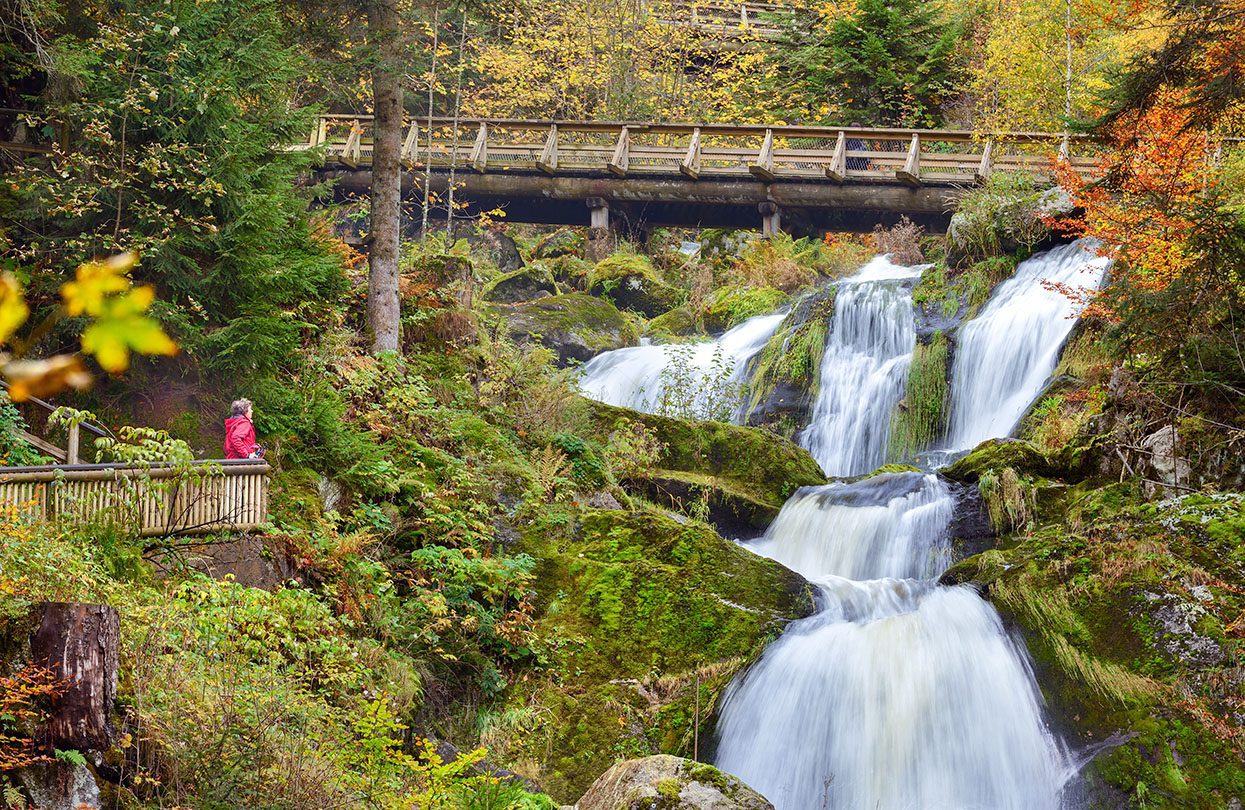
<box><xmin>61</xmin><ymin>252</ymin><xmax>137</xmax><ymax>317</ymax></box>
<box><xmin>80</xmin><ymin>285</ymin><xmax>177</xmax><ymax>373</ymax></box>
<box><xmin>0</xmin><ymin>274</ymin><xmax>29</xmax><ymax>346</ymax></box>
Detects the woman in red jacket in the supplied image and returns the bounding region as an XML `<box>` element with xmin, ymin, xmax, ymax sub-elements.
<box><xmin>223</xmin><ymin>399</ymin><xmax>261</xmax><ymax>459</ymax></box>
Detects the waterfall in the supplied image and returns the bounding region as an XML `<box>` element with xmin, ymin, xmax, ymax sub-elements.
<box><xmin>799</xmin><ymin>257</ymin><xmax>922</xmax><ymax>477</ymax></box>
<box><xmin>714</xmin><ymin>473</ymin><xmax>1069</xmax><ymax>810</ymax></box>
<box><xmin>945</xmin><ymin>240</ymin><xmax>1112</xmax><ymax>452</ymax></box>
<box><xmin>576</xmin><ymin>312</ymin><xmax>784</xmax><ymax>419</ymax></box>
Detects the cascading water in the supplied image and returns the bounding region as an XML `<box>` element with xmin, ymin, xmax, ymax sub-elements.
<box><xmin>576</xmin><ymin>312</ymin><xmax>784</xmax><ymax>418</ymax></box>
<box><xmin>714</xmin><ymin>474</ymin><xmax>1068</xmax><ymax>809</ymax></box>
<box><xmin>799</xmin><ymin>257</ymin><xmax>922</xmax><ymax>477</ymax></box>
<box><xmin>945</xmin><ymin>240</ymin><xmax>1112</xmax><ymax>451</ymax></box>
<box><xmin>576</xmin><ymin>241</ymin><xmax>1105</xmax><ymax>809</ymax></box>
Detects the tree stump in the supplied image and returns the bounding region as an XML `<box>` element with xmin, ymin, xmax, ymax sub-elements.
<box><xmin>28</xmin><ymin>602</ymin><xmax>119</xmax><ymax>751</ymax></box>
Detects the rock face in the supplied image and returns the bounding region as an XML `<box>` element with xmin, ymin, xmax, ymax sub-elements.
<box><xmin>501</xmin><ymin>293</ymin><xmax>638</xmax><ymax>364</ymax></box>
<box><xmin>589</xmin><ymin>254</ymin><xmax>680</xmax><ymax>317</ymax></box>
<box><xmin>577</xmin><ymin>756</ymin><xmax>774</xmax><ymax>810</ymax></box>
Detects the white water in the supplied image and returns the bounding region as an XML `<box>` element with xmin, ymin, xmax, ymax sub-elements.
<box><xmin>576</xmin><ymin>312</ymin><xmax>784</xmax><ymax>418</ymax></box>
<box><xmin>945</xmin><ymin>241</ymin><xmax>1112</xmax><ymax>452</ymax></box>
<box><xmin>714</xmin><ymin>474</ymin><xmax>1068</xmax><ymax>809</ymax></box>
<box><xmin>799</xmin><ymin>257</ymin><xmax>922</xmax><ymax>477</ymax></box>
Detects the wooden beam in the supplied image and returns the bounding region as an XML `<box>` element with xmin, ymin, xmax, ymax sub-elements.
<box><xmin>66</xmin><ymin>423</ymin><xmax>80</xmax><ymax>465</ymax></box>
<box><xmin>400</xmin><ymin>124</ymin><xmax>419</xmax><ymax>168</ymax></box>
<box><xmin>470</xmin><ymin>123</ymin><xmax>489</xmax><ymax>172</ymax></box>
<box><xmin>16</xmin><ymin>430</ymin><xmax>65</xmax><ymax>462</ymax></box>
<box><xmin>537</xmin><ymin>125</ymin><xmax>559</xmax><ymax>175</ymax></box>
<box><xmin>608</xmin><ymin>126</ymin><xmax>631</xmax><ymax>177</ymax></box>
<box><xmin>896</xmin><ymin>133</ymin><xmax>920</xmax><ymax>185</ymax></box>
<box><xmin>975</xmin><ymin>138</ymin><xmax>994</xmax><ymax>184</ymax></box>
<box><xmin>826</xmin><ymin>131</ymin><xmax>847</xmax><ymax>182</ymax></box>
<box><xmin>341</xmin><ymin>122</ymin><xmax>362</xmax><ymax>168</ymax></box>
<box><xmin>680</xmin><ymin>127</ymin><xmax>702</xmax><ymax>179</ymax></box>
<box><xmin>749</xmin><ymin>128</ymin><xmax>776</xmax><ymax>180</ymax></box>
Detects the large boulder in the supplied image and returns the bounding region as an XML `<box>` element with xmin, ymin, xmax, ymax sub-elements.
<box><xmin>458</xmin><ymin>226</ymin><xmax>525</xmax><ymax>274</ymax></box>
<box><xmin>590</xmin><ymin>253</ymin><xmax>681</xmax><ymax>317</ymax></box>
<box><xmin>483</xmin><ymin>265</ymin><xmax>558</xmax><ymax>304</ymax></box>
<box><xmin>501</xmin><ymin>293</ymin><xmax>638</xmax><ymax>365</ymax></box>
<box><xmin>532</xmin><ymin>227</ymin><xmax>587</xmax><ymax>259</ymax></box>
<box><xmin>577</xmin><ymin>756</ymin><xmax>774</xmax><ymax>810</ymax></box>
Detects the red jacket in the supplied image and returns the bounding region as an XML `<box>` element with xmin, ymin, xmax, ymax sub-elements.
<box><xmin>224</xmin><ymin>416</ymin><xmax>258</xmax><ymax>459</ymax></box>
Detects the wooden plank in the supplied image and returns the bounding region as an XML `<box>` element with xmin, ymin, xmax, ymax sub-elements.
<box><xmin>680</xmin><ymin>127</ymin><xmax>702</xmax><ymax>179</ymax></box>
<box><xmin>975</xmin><ymin>138</ymin><xmax>994</xmax><ymax>184</ymax></box>
<box><xmin>826</xmin><ymin>131</ymin><xmax>847</xmax><ymax>182</ymax></box>
<box><xmin>341</xmin><ymin>121</ymin><xmax>362</xmax><ymax>168</ymax></box>
<box><xmin>469</xmin><ymin>123</ymin><xmax>488</xmax><ymax>172</ymax></box>
<box><xmin>400</xmin><ymin>124</ymin><xmax>420</xmax><ymax>168</ymax></box>
<box><xmin>896</xmin><ymin>133</ymin><xmax>921</xmax><ymax>185</ymax></box>
<box><xmin>536</xmin><ymin>125</ymin><xmax>559</xmax><ymax>174</ymax></box>
<box><xmin>608</xmin><ymin>126</ymin><xmax>631</xmax><ymax>176</ymax></box>
<box><xmin>15</xmin><ymin>430</ymin><xmax>65</xmax><ymax>462</ymax></box>
<box><xmin>749</xmin><ymin>129</ymin><xmax>776</xmax><ymax>180</ymax></box>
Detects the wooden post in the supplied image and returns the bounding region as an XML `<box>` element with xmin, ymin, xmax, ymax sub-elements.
<box><xmin>66</xmin><ymin>423</ymin><xmax>79</xmax><ymax>465</ymax></box>
<box><xmin>826</xmin><ymin>131</ymin><xmax>847</xmax><ymax>182</ymax></box>
<box><xmin>29</xmin><ymin>602</ymin><xmax>120</xmax><ymax>751</ymax></box>
<box><xmin>1058</xmin><ymin>134</ymin><xmax>1070</xmax><ymax>163</ymax></box>
<box><xmin>896</xmin><ymin>133</ymin><xmax>920</xmax><ymax>185</ymax></box>
<box><xmin>470</xmin><ymin>122</ymin><xmax>489</xmax><ymax>172</ymax></box>
<box><xmin>680</xmin><ymin>127</ymin><xmax>702</xmax><ymax>179</ymax></box>
<box><xmin>975</xmin><ymin>138</ymin><xmax>994</xmax><ymax>184</ymax></box>
<box><xmin>749</xmin><ymin>128</ymin><xmax>776</xmax><ymax>180</ymax></box>
<box><xmin>316</xmin><ymin>117</ymin><xmax>328</xmax><ymax>148</ymax></box>
<box><xmin>537</xmin><ymin>124</ymin><xmax>559</xmax><ymax>175</ymax></box>
<box><xmin>608</xmin><ymin>126</ymin><xmax>631</xmax><ymax>177</ymax></box>
<box><xmin>587</xmin><ymin>197</ymin><xmax>610</xmax><ymax>231</ymax></box>
<box><xmin>341</xmin><ymin>120</ymin><xmax>362</xmax><ymax>167</ymax></box>
<box><xmin>759</xmin><ymin>200</ymin><xmax>780</xmax><ymax>237</ymax></box>
<box><xmin>400</xmin><ymin>124</ymin><xmax>420</xmax><ymax>168</ymax></box>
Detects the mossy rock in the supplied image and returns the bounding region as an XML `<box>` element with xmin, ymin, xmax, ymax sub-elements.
<box><xmin>482</xmin><ymin>265</ymin><xmax>558</xmax><ymax>304</ymax></box>
<box><xmin>624</xmin><ymin>469</ymin><xmax>781</xmax><ymax>538</ymax></box>
<box><xmin>544</xmin><ymin>255</ymin><xmax>593</xmax><ymax>291</ymax></box>
<box><xmin>742</xmin><ymin>288</ymin><xmax>834</xmax><ymax>439</ymax></box>
<box><xmin>861</xmin><ymin>463</ymin><xmax>922</xmax><ymax>479</ymax></box>
<box><xmin>582</xmin><ymin>398</ymin><xmax>827</xmax><ymax>510</ymax></box>
<box><xmin>700</xmin><ymin>286</ymin><xmax>788</xmax><ymax>334</ymax></box>
<box><xmin>531</xmin><ymin>227</ymin><xmax>586</xmax><ymax>259</ymax></box>
<box><xmin>647</xmin><ymin>306</ymin><xmax>700</xmax><ymax>339</ymax></box>
<box><xmin>577</xmin><ymin>755</ymin><xmax>774</xmax><ymax>809</ymax></box>
<box><xmin>940</xmin><ymin>438</ymin><xmax>1058</xmax><ymax>482</ymax></box>
<box><xmin>510</xmin><ymin>508</ymin><xmax>815</xmax><ymax>800</ymax></box>
<box><xmin>590</xmin><ymin>253</ymin><xmax>681</xmax><ymax>318</ymax></box>
<box><xmin>500</xmin><ymin>293</ymin><xmax>638</xmax><ymax>365</ymax></box>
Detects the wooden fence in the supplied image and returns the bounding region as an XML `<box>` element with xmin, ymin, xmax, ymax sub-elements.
<box><xmin>304</xmin><ymin>116</ymin><xmax>1104</xmax><ymax>185</ymax></box>
<box><xmin>0</xmin><ymin>460</ymin><xmax>270</xmax><ymax>537</ymax></box>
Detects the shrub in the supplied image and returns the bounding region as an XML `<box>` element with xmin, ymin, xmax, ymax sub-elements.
<box><xmin>872</xmin><ymin>216</ymin><xmax>925</xmax><ymax>265</ymax></box>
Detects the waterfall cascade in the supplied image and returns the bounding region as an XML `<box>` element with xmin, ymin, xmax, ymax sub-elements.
<box><xmin>576</xmin><ymin>240</ymin><xmax>1111</xmax><ymax>809</ymax></box>
<box><xmin>799</xmin><ymin>257</ymin><xmax>922</xmax><ymax>477</ymax></box>
<box><xmin>576</xmin><ymin>312</ymin><xmax>784</xmax><ymax>417</ymax></box>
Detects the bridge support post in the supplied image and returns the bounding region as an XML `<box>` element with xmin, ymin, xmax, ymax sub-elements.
<box><xmin>759</xmin><ymin>200</ymin><xmax>781</xmax><ymax>238</ymax></box>
<box><xmin>586</xmin><ymin>197</ymin><xmax>616</xmax><ymax>259</ymax></box>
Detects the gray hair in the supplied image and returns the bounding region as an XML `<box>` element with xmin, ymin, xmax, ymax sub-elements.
<box><xmin>230</xmin><ymin>398</ymin><xmax>252</xmax><ymax>417</ymax></box>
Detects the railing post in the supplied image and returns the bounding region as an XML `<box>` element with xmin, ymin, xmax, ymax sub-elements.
<box><xmin>826</xmin><ymin>131</ymin><xmax>847</xmax><ymax>182</ymax></box>
<box><xmin>680</xmin><ymin>127</ymin><xmax>702</xmax><ymax>179</ymax></box>
<box><xmin>401</xmin><ymin>123</ymin><xmax>420</xmax><ymax>168</ymax></box>
<box><xmin>341</xmin><ymin>119</ymin><xmax>362</xmax><ymax>167</ymax></box>
<box><xmin>749</xmin><ymin>128</ymin><xmax>776</xmax><ymax>180</ymax></box>
<box><xmin>66</xmin><ymin>423</ymin><xmax>80</xmax><ymax>465</ymax></box>
<box><xmin>537</xmin><ymin>124</ymin><xmax>559</xmax><ymax>174</ymax></box>
<box><xmin>470</xmin><ymin>122</ymin><xmax>489</xmax><ymax>172</ymax></box>
<box><xmin>1058</xmin><ymin>133</ymin><xmax>1070</xmax><ymax>162</ymax></box>
<box><xmin>608</xmin><ymin>126</ymin><xmax>631</xmax><ymax>177</ymax></box>
<box><xmin>976</xmin><ymin>138</ymin><xmax>994</xmax><ymax>184</ymax></box>
<box><xmin>896</xmin><ymin>132</ymin><xmax>920</xmax><ymax>185</ymax></box>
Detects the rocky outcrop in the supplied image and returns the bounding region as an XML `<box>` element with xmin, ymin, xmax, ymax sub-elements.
<box><xmin>500</xmin><ymin>293</ymin><xmax>639</xmax><ymax>365</ymax></box>
<box><xmin>946</xmin><ymin>186</ymin><xmax>1076</xmax><ymax>268</ymax></box>
<box><xmin>532</xmin><ymin>227</ymin><xmax>586</xmax><ymax>259</ymax></box>
<box><xmin>483</xmin><ymin>265</ymin><xmax>558</xmax><ymax>304</ymax></box>
<box><xmin>577</xmin><ymin>756</ymin><xmax>774</xmax><ymax>809</ymax></box>
<box><xmin>589</xmin><ymin>254</ymin><xmax>681</xmax><ymax>317</ymax></box>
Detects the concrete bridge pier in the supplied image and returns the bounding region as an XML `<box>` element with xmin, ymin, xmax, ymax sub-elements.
<box><xmin>586</xmin><ymin>196</ymin><xmax>617</xmax><ymax>259</ymax></box>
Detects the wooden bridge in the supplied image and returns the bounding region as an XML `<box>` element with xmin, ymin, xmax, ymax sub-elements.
<box><xmin>651</xmin><ymin>0</ymin><xmax>800</xmax><ymax>44</ymax></box>
<box><xmin>308</xmin><ymin>116</ymin><xmax>1100</xmax><ymax>234</ymax></box>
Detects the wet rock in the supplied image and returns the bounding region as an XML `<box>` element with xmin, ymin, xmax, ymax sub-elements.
<box><xmin>577</xmin><ymin>755</ymin><xmax>774</xmax><ymax>810</ymax></box>
<box><xmin>532</xmin><ymin>228</ymin><xmax>586</xmax><ymax>259</ymax></box>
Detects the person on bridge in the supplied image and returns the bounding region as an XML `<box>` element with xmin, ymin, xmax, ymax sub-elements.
<box><xmin>223</xmin><ymin>398</ymin><xmax>262</xmax><ymax>459</ymax></box>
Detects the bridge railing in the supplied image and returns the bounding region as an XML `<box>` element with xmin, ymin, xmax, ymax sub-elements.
<box><xmin>648</xmin><ymin>0</ymin><xmax>800</xmax><ymax>38</ymax></box>
<box><xmin>0</xmin><ymin>459</ymin><xmax>270</xmax><ymax>538</ymax></box>
<box><xmin>304</xmin><ymin>116</ymin><xmax>1103</xmax><ymax>185</ymax></box>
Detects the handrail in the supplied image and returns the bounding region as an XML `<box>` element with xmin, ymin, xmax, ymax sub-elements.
<box><xmin>0</xmin><ymin>459</ymin><xmax>270</xmax><ymax>479</ymax></box>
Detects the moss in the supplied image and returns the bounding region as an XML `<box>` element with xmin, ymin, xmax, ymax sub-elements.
<box><xmin>543</xmin><ymin>255</ymin><xmax>593</xmax><ymax>291</ymax></box>
<box><xmin>531</xmin><ymin>227</ymin><xmax>586</xmax><ymax>259</ymax></box>
<box><xmin>742</xmin><ymin>291</ymin><xmax>834</xmax><ymax>437</ymax></box>
<box><xmin>588</xmin><ymin>251</ymin><xmax>681</xmax><ymax>317</ymax></box>
<box><xmin>862</xmin><ymin>463</ymin><xmax>922</xmax><ymax>478</ymax></box>
<box><xmin>940</xmin><ymin>438</ymin><xmax>1058</xmax><ymax>482</ymax></box>
<box><xmin>700</xmin><ymin>286</ymin><xmax>788</xmax><ymax>333</ymax></box>
<box><xmin>957</xmin><ymin>255</ymin><xmax>1019</xmax><ymax>317</ymax></box>
<box><xmin>912</xmin><ymin>264</ymin><xmax>960</xmax><ymax>319</ymax></box>
<box><xmin>888</xmin><ymin>331</ymin><xmax>949</xmax><ymax>459</ymax></box>
<box><xmin>580</xmin><ymin>398</ymin><xmax>827</xmax><ymax>509</ymax></box>
<box><xmin>647</xmin><ymin>306</ymin><xmax>700</xmax><ymax>339</ymax></box>
<box><xmin>481</xmin><ymin>265</ymin><xmax>558</xmax><ymax>303</ymax></box>
<box><xmin>501</xmin><ymin>293</ymin><xmax>639</xmax><ymax>364</ymax></box>
<box><xmin>508</xmin><ymin>508</ymin><xmax>816</xmax><ymax>799</ymax></box>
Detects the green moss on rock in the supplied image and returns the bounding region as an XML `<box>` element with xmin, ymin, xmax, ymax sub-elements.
<box><xmin>500</xmin><ymin>293</ymin><xmax>639</xmax><ymax>365</ymax></box>
<box><xmin>701</xmin><ymin>286</ymin><xmax>788</xmax><ymax>334</ymax></box>
<box><xmin>888</xmin><ymin>331</ymin><xmax>949</xmax><ymax>460</ymax></box>
<box><xmin>590</xmin><ymin>253</ymin><xmax>681</xmax><ymax>318</ymax></box>
<box><xmin>647</xmin><ymin>306</ymin><xmax>700</xmax><ymax>339</ymax></box>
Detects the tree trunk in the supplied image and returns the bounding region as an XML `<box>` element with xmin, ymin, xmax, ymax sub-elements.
<box><xmin>29</xmin><ymin>602</ymin><xmax>120</xmax><ymax>751</ymax></box>
<box><xmin>367</xmin><ymin>0</ymin><xmax>404</xmax><ymax>354</ymax></box>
